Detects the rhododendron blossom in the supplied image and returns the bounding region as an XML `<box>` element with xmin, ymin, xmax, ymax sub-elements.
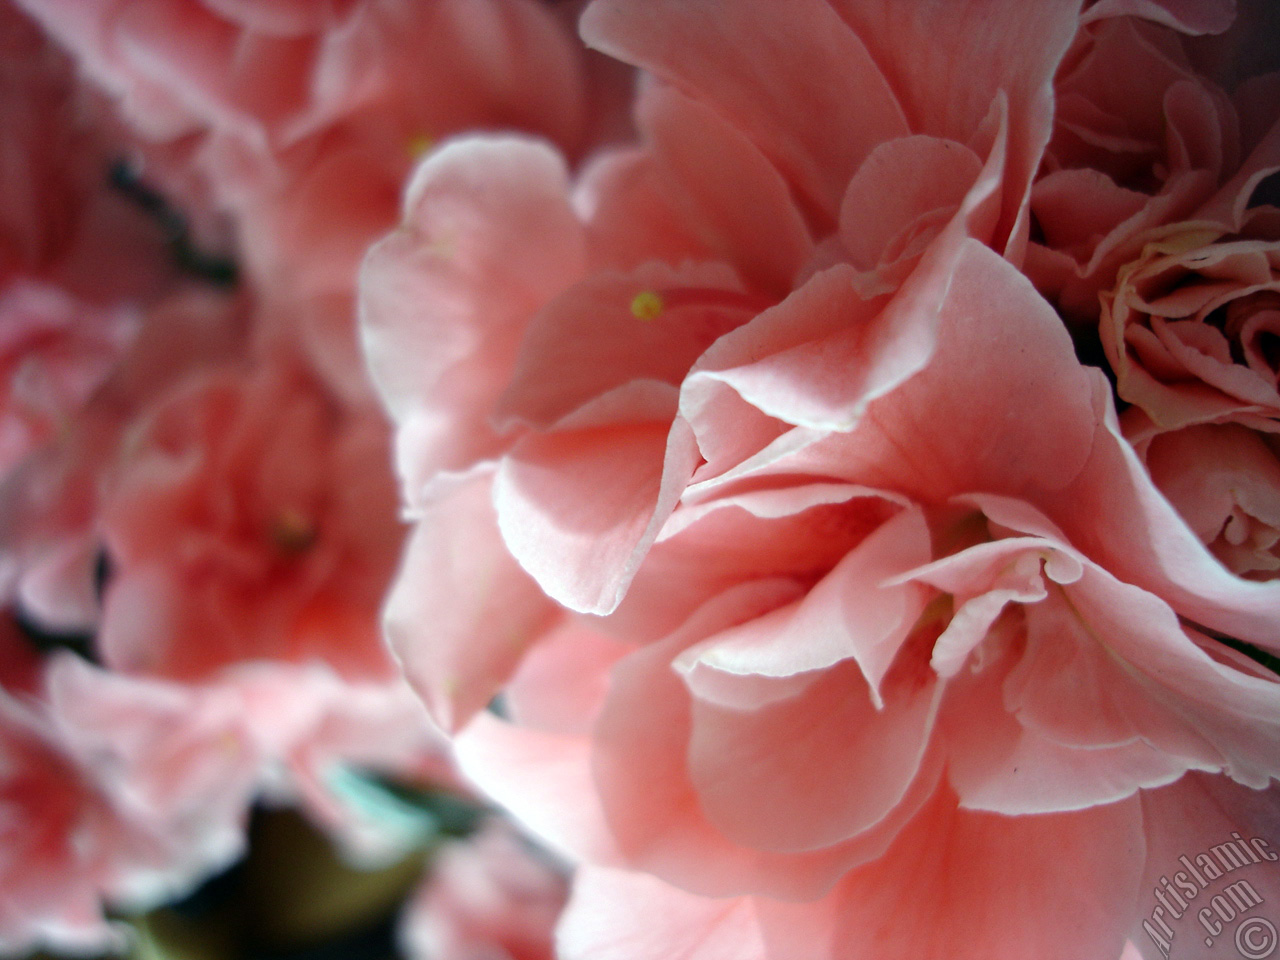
<box><xmin>1028</xmin><ymin>0</ymin><xmax>1280</xmax><ymax>319</ymax></box>
<box><xmin>15</xmin><ymin>0</ymin><xmax>616</xmax><ymax>398</ymax></box>
<box><xmin>80</xmin><ymin>353</ymin><xmax>470</xmax><ymax>863</ymax></box>
<box><xmin>0</xmin><ymin>615</ymin><xmax>248</xmax><ymax>956</ymax></box>
<box><xmin>5</xmin><ymin>0</ymin><xmax>1280</xmax><ymax>957</ymax></box>
<box><xmin>98</xmin><ymin>358</ymin><xmax>401</xmax><ymax>681</ymax></box>
<box><xmin>0</xmin><ymin>288</ymin><xmax>246</xmax><ymax>632</ymax></box>
<box><xmin>360</xmin><ymin>1</ymin><xmax>1280</xmax><ymax>959</ymax></box>
<box><xmin>0</xmin><ymin>0</ymin><xmax>593</xmax><ymax>950</ymax></box>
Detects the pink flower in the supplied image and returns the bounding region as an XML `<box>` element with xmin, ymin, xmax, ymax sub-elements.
<box><xmin>0</xmin><ymin>689</ymin><xmax>137</xmax><ymax>955</ymax></box>
<box><xmin>401</xmin><ymin>820</ymin><xmax>568</xmax><ymax>960</ymax></box>
<box><xmin>16</xmin><ymin>0</ymin><xmax>397</xmax><ymax>148</ymax></box>
<box><xmin>0</xmin><ymin>0</ymin><xmax>176</xmax><ymax>304</ymax></box>
<box><xmin>361</xmin><ymin>0</ymin><xmax>1093</xmax><ymax>724</ymax></box>
<box><xmin>1102</xmin><ymin>228</ymin><xmax>1280</xmax><ymax>430</ymax></box>
<box><xmin>360</xmin><ymin>2</ymin><xmax>1280</xmax><ymax>956</ymax></box>
<box><xmin>226</xmin><ymin>0</ymin><xmax>598</xmax><ymax>398</ymax></box>
<box><xmin>98</xmin><ymin>358</ymin><xmax>400</xmax><ymax>681</ymax></box>
<box><xmin>0</xmin><ymin>278</ymin><xmax>134</xmax><ymax>627</ymax></box>
<box><xmin>0</xmin><ymin>0</ymin><xmax>114</xmax><ymax>283</ymax></box>
<box><xmin>0</xmin><ymin>621</ymin><xmax>243</xmax><ymax>955</ymax></box>
<box><xmin>1104</xmin><ymin>223</ymin><xmax>1280</xmax><ymax>589</ymax></box>
<box><xmin>1032</xmin><ymin>4</ymin><xmax>1280</xmax><ymax>598</ymax></box>
<box><xmin>0</xmin><ymin>288</ymin><xmax>245</xmax><ymax>632</ymax></box>
<box><xmin>19</xmin><ymin>0</ymin><xmax>606</xmax><ymax>397</ymax></box>
<box><xmin>46</xmin><ymin>653</ymin><xmax>258</xmax><ymax>860</ymax></box>
<box><xmin>0</xmin><ymin>2</ymin><xmax>222</xmax><ymax>632</ymax></box>
<box><xmin>88</xmin><ymin>354</ymin><xmax>467</xmax><ymax>861</ymax></box>
<box><xmin>1028</xmin><ymin>2</ymin><xmax>1280</xmax><ymax>319</ymax></box>
<box><xmin>450</xmin><ymin>234</ymin><xmax>1280</xmax><ymax>958</ymax></box>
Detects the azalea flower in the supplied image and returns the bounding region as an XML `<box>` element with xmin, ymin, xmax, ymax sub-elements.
<box><xmin>361</xmin><ymin>2</ymin><xmax>1280</xmax><ymax>958</ymax></box>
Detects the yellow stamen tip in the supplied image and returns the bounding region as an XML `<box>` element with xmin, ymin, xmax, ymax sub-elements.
<box><xmin>270</xmin><ymin>507</ymin><xmax>317</xmax><ymax>554</ymax></box>
<box><xmin>631</xmin><ymin>290</ymin><xmax>664</xmax><ymax>321</ymax></box>
<box><xmin>407</xmin><ymin>133</ymin><xmax>435</xmax><ymax>160</ymax></box>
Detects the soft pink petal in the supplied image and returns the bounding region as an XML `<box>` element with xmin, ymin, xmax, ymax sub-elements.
<box><xmin>384</xmin><ymin>472</ymin><xmax>558</xmax><ymax>733</ymax></box>
<box><xmin>575</xmin><ymin>147</ymin><xmax>711</xmax><ymax>272</ymax></box>
<box><xmin>359</xmin><ymin>136</ymin><xmax>586</xmax><ymax>497</ymax></box>
<box><xmin>1144</xmin><ymin>423</ymin><xmax>1280</xmax><ymax>576</ymax></box>
<box><xmin>802</xmin><ymin>786</ymin><xmax>1145</xmax><ymax>960</ymax></box>
<box><xmin>454</xmin><ymin>714</ymin><xmax>622</xmax><ymax>867</ymax></box>
<box><xmin>703</xmin><ymin>239</ymin><xmax>1098</xmax><ymax>504</ymax></box>
<box><xmin>1130</xmin><ymin>772</ymin><xmax>1280</xmax><ymax>960</ymax></box>
<box><xmin>593</xmin><ymin>580</ymin><xmax>942</xmax><ymax>900</ymax></box>
<box><xmin>827</xmin><ymin>0</ymin><xmax>1084</xmax><ymax>253</ymax></box>
<box><xmin>1083</xmin><ymin>0</ymin><xmax>1237</xmax><ymax>35</ymax></box>
<box><xmin>1056</xmin><ymin>401</ymin><xmax>1280</xmax><ymax>649</ymax></box>
<box><xmin>505</xmin><ymin>619</ymin><xmax>635</xmax><ymax>737</ymax></box>
<box><xmin>678</xmin><ymin>269</ymin><xmax>877</xmax><ymax>481</ymax></box>
<box><xmin>558</xmin><ymin>867</ymin><xmax>765</xmax><ymax>960</ymax></box>
<box><xmin>683</xmin><ymin>264</ymin><xmax>932</xmax><ymax>433</ymax></box>
<box><xmin>685</xmin><ymin>655</ymin><xmax>939</xmax><ymax>854</ymax></box>
<box><xmin>839</xmin><ymin>135</ymin><xmax>984</xmax><ymax>273</ymax></box>
<box><xmin>945</xmin><ymin>670</ymin><xmax>1193</xmax><ymax>815</ymax></box>
<box><xmin>581</xmin><ymin>0</ymin><xmax>909</xmax><ymax>215</ymax></box>
<box><xmin>495</xmin><ymin>381</ymin><xmax>700</xmax><ymax>615</ymax></box>
<box><xmin>674</xmin><ymin>505</ymin><xmax>932</xmax><ymax>699</ymax></box>
<box><xmin>607</xmin><ymin>483</ymin><xmax>903</xmax><ymax>645</ymax></box>
<box><xmin>1031</xmin><ymin>167</ymin><xmax>1149</xmax><ymax>254</ymax></box>
<box><xmin>639</xmin><ymin>84</ymin><xmax>813</xmax><ymax>296</ymax></box>
<box><xmin>1041</xmin><ymin>567</ymin><xmax>1280</xmax><ymax>789</ymax></box>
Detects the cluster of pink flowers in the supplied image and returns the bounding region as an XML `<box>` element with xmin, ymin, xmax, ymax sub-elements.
<box><xmin>3</xmin><ymin>0</ymin><xmax>1280</xmax><ymax>958</ymax></box>
<box><xmin>0</xmin><ymin>0</ymin><xmax>601</xmax><ymax>954</ymax></box>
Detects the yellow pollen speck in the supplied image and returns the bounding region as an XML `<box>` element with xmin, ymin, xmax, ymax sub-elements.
<box><xmin>270</xmin><ymin>507</ymin><xmax>317</xmax><ymax>554</ymax></box>
<box><xmin>407</xmin><ymin>133</ymin><xmax>435</xmax><ymax>159</ymax></box>
<box><xmin>630</xmin><ymin>290</ymin><xmax>664</xmax><ymax>321</ymax></box>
